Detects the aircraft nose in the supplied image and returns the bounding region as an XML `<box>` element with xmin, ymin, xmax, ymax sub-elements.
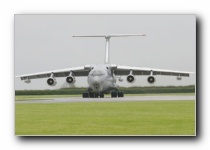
<box><xmin>93</xmin><ymin>77</ymin><xmax>101</xmax><ymax>84</ymax></box>
<box><xmin>92</xmin><ymin>77</ymin><xmax>103</xmax><ymax>92</ymax></box>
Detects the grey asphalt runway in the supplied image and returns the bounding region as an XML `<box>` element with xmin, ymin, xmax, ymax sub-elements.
<box><xmin>16</xmin><ymin>95</ymin><xmax>195</xmax><ymax>103</ymax></box>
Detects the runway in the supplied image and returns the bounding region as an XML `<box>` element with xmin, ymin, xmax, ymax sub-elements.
<box><xmin>16</xmin><ymin>95</ymin><xmax>195</xmax><ymax>103</ymax></box>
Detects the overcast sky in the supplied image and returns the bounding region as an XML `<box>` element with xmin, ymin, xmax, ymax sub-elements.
<box><xmin>15</xmin><ymin>15</ymin><xmax>196</xmax><ymax>90</ymax></box>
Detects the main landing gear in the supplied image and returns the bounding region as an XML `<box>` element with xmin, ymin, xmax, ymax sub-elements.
<box><xmin>82</xmin><ymin>91</ymin><xmax>124</xmax><ymax>98</ymax></box>
<box><xmin>83</xmin><ymin>92</ymin><xmax>104</xmax><ymax>98</ymax></box>
<box><xmin>111</xmin><ymin>91</ymin><xmax>124</xmax><ymax>98</ymax></box>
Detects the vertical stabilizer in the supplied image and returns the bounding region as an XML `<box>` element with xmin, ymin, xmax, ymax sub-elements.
<box><xmin>105</xmin><ymin>36</ymin><xmax>110</xmax><ymax>64</ymax></box>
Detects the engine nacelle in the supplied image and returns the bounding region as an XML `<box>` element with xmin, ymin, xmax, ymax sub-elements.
<box><xmin>66</xmin><ymin>76</ymin><xmax>76</xmax><ymax>84</ymax></box>
<box><xmin>47</xmin><ymin>78</ymin><xmax>57</xmax><ymax>86</ymax></box>
<box><xmin>147</xmin><ymin>76</ymin><xmax>155</xmax><ymax>84</ymax></box>
<box><xmin>127</xmin><ymin>74</ymin><xmax>135</xmax><ymax>83</ymax></box>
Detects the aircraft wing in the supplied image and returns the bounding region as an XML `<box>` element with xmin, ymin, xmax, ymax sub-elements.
<box><xmin>15</xmin><ymin>66</ymin><xmax>89</xmax><ymax>81</ymax></box>
<box><xmin>114</xmin><ymin>65</ymin><xmax>194</xmax><ymax>77</ymax></box>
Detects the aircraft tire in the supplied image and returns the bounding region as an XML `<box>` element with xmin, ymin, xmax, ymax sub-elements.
<box><xmin>83</xmin><ymin>92</ymin><xmax>89</xmax><ymax>98</ymax></box>
<box><xmin>111</xmin><ymin>91</ymin><xmax>118</xmax><ymax>98</ymax></box>
<box><xmin>89</xmin><ymin>92</ymin><xmax>94</xmax><ymax>98</ymax></box>
<box><xmin>118</xmin><ymin>91</ymin><xmax>124</xmax><ymax>97</ymax></box>
<box><xmin>121</xmin><ymin>91</ymin><xmax>124</xmax><ymax>97</ymax></box>
<box><xmin>118</xmin><ymin>91</ymin><xmax>121</xmax><ymax>97</ymax></box>
<box><xmin>95</xmin><ymin>93</ymin><xmax>99</xmax><ymax>98</ymax></box>
<box><xmin>100</xmin><ymin>92</ymin><xmax>104</xmax><ymax>98</ymax></box>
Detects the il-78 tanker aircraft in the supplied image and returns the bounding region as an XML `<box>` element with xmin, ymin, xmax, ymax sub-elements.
<box><xmin>16</xmin><ymin>34</ymin><xmax>194</xmax><ymax>98</ymax></box>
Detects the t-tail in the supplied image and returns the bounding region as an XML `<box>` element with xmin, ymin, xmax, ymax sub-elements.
<box><xmin>73</xmin><ymin>34</ymin><xmax>146</xmax><ymax>64</ymax></box>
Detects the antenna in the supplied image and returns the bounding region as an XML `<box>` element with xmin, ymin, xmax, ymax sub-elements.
<box><xmin>73</xmin><ymin>34</ymin><xmax>146</xmax><ymax>64</ymax></box>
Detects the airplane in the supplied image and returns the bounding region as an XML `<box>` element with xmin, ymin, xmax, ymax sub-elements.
<box><xmin>15</xmin><ymin>34</ymin><xmax>194</xmax><ymax>98</ymax></box>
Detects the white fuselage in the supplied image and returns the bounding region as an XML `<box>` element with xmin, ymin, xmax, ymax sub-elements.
<box><xmin>87</xmin><ymin>64</ymin><xmax>118</xmax><ymax>93</ymax></box>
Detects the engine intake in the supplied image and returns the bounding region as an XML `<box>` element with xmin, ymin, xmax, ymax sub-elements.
<box><xmin>47</xmin><ymin>78</ymin><xmax>57</xmax><ymax>86</ymax></box>
<box><xmin>147</xmin><ymin>76</ymin><xmax>155</xmax><ymax>84</ymax></box>
<box><xmin>127</xmin><ymin>75</ymin><xmax>135</xmax><ymax>83</ymax></box>
<box><xmin>66</xmin><ymin>76</ymin><xmax>76</xmax><ymax>84</ymax></box>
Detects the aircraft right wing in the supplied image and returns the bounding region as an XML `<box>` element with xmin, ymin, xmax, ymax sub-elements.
<box><xmin>114</xmin><ymin>65</ymin><xmax>194</xmax><ymax>77</ymax></box>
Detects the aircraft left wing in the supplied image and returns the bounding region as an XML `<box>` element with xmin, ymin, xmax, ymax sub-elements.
<box><xmin>15</xmin><ymin>66</ymin><xmax>89</xmax><ymax>82</ymax></box>
<box><xmin>114</xmin><ymin>65</ymin><xmax>194</xmax><ymax>77</ymax></box>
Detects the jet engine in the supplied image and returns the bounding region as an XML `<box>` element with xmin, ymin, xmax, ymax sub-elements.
<box><xmin>66</xmin><ymin>76</ymin><xmax>76</xmax><ymax>84</ymax></box>
<box><xmin>147</xmin><ymin>76</ymin><xmax>155</xmax><ymax>84</ymax></box>
<box><xmin>127</xmin><ymin>74</ymin><xmax>135</xmax><ymax>83</ymax></box>
<box><xmin>47</xmin><ymin>78</ymin><xmax>57</xmax><ymax>86</ymax></box>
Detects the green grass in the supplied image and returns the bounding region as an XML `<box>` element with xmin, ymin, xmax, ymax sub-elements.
<box><xmin>15</xmin><ymin>100</ymin><xmax>195</xmax><ymax>135</ymax></box>
<box><xmin>15</xmin><ymin>95</ymin><xmax>80</xmax><ymax>101</ymax></box>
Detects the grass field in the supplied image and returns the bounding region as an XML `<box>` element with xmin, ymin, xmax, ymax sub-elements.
<box><xmin>15</xmin><ymin>99</ymin><xmax>195</xmax><ymax>135</ymax></box>
<box><xmin>15</xmin><ymin>94</ymin><xmax>81</xmax><ymax>101</ymax></box>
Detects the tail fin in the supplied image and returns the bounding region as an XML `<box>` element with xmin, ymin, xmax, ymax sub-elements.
<box><xmin>73</xmin><ymin>34</ymin><xmax>146</xmax><ymax>64</ymax></box>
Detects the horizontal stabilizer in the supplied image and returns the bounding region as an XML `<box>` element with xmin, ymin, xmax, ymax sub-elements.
<box><xmin>73</xmin><ymin>34</ymin><xmax>146</xmax><ymax>64</ymax></box>
<box><xmin>73</xmin><ymin>34</ymin><xmax>146</xmax><ymax>38</ymax></box>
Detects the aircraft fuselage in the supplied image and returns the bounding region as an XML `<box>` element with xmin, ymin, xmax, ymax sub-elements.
<box><xmin>87</xmin><ymin>64</ymin><xmax>118</xmax><ymax>93</ymax></box>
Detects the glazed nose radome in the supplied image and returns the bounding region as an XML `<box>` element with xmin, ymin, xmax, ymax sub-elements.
<box><xmin>92</xmin><ymin>77</ymin><xmax>103</xmax><ymax>92</ymax></box>
<box><xmin>93</xmin><ymin>76</ymin><xmax>101</xmax><ymax>84</ymax></box>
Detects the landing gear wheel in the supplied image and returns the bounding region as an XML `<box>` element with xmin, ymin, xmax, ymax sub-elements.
<box><xmin>89</xmin><ymin>92</ymin><xmax>96</xmax><ymax>98</ymax></box>
<box><xmin>95</xmin><ymin>93</ymin><xmax>99</xmax><ymax>98</ymax></box>
<box><xmin>100</xmin><ymin>92</ymin><xmax>104</xmax><ymax>98</ymax></box>
<box><xmin>83</xmin><ymin>92</ymin><xmax>89</xmax><ymax>98</ymax></box>
<box><xmin>83</xmin><ymin>92</ymin><xmax>104</xmax><ymax>98</ymax></box>
<box><xmin>111</xmin><ymin>91</ymin><xmax>118</xmax><ymax>98</ymax></box>
<box><xmin>118</xmin><ymin>91</ymin><xmax>124</xmax><ymax>97</ymax></box>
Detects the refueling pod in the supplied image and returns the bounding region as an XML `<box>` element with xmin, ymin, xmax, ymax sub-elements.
<box><xmin>177</xmin><ymin>76</ymin><xmax>182</xmax><ymax>80</ymax></box>
<box><xmin>24</xmin><ymin>78</ymin><xmax>31</xmax><ymax>83</ymax></box>
<box><xmin>118</xmin><ymin>77</ymin><xmax>124</xmax><ymax>82</ymax></box>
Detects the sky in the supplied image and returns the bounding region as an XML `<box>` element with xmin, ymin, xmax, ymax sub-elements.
<box><xmin>14</xmin><ymin>14</ymin><xmax>196</xmax><ymax>90</ymax></box>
